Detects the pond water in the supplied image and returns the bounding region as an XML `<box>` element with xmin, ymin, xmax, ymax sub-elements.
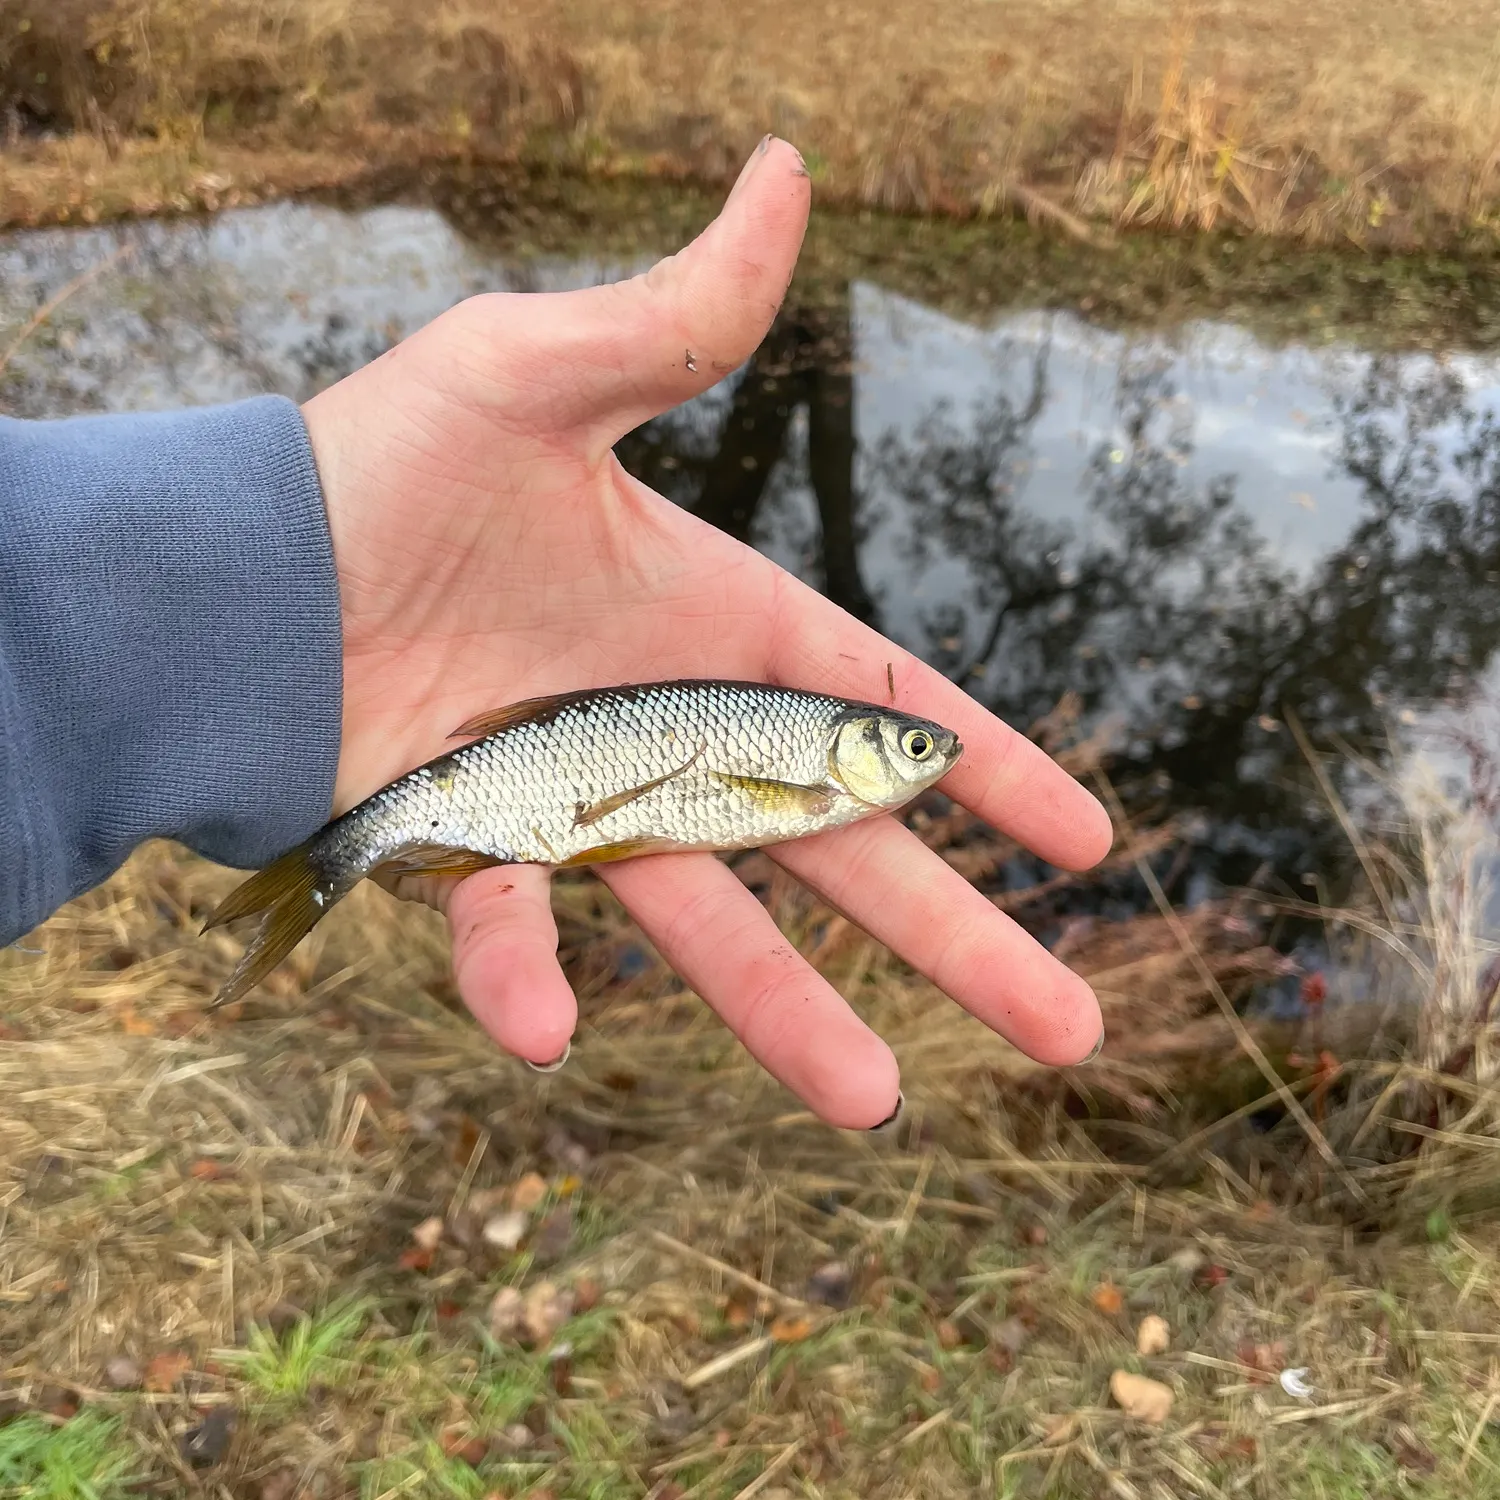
<box><xmin>5</xmin><ymin>194</ymin><xmax>1500</xmax><ymax>948</ymax></box>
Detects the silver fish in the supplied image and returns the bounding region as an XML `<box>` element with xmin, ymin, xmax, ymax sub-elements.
<box><xmin>204</xmin><ymin>679</ymin><xmax>962</xmax><ymax>1006</ymax></box>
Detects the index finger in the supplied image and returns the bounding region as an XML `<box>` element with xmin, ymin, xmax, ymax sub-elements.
<box><xmin>764</xmin><ymin>571</ymin><xmax>1114</xmax><ymax>871</ymax></box>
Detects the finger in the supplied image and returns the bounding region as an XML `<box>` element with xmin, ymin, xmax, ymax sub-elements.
<box><xmin>468</xmin><ymin>135</ymin><xmax>811</xmax><ymax>446</ymax></box>
<box><xmin>596</xmin><ymin>851</ymin><xmax>902</xmax><ymax>1129</ymax></box>
<box><xmin>762</xmin><ymin>566</ymin><xmax>1115</xmax><ymax>871</ymax></box>
<box><xmin>769</xmin><ymin>817</ymin><xmax>1104</xmax><ymax>1065</ymax></box>
<box><xmin>446</xmin><ymin>864</ymin><xmax>577</xmax><ymax>1066</ymax></box>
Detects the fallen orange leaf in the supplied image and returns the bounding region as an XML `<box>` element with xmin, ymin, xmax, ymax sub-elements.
<box><xmin>1091</xmin><ymin>1282</ymin><xmax>1124</xmax><ymax>1316</ymax></box>
<box><xmin>143</xmin><ymin>1351</ymin><xmax>191</xmax><ymax>1392</ymax></box>
<box><xmin>769</xmin><ymin>1313</ymin><xmax>814</xmax><ymax>1343</ymax></box>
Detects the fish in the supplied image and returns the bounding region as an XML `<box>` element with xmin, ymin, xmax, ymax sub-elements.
<box><xmin>203</xmin><ymin>678</ymin><xmax>963</xmax><ymax>1008</ymax></box>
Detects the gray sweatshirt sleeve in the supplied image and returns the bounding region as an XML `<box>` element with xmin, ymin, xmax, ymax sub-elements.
<box><xmin>0</xmin><ymin>395</ymin><xmax>344</xmax><ymax>943</ymax></box>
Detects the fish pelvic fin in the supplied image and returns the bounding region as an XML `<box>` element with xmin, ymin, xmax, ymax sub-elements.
<box><xmin>204</xmin><ymin>838</ymin><xmax>335</xmax><ymax>1009</ymax></box>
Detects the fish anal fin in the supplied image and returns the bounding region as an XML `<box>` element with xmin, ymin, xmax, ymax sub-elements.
<box><xmin>572</xmin><ymin>744</ymin><xmax>705</xmax><ymax>829</ymax></box>
<box><xmin>557</xmin><ymin>837</ymin><xmax>679</xmax><ymax>868</ymax></box>
<box><xmin>709</xmin><ymin>772</ymin><xmax>835</xmax><ymax>819</ymax></box>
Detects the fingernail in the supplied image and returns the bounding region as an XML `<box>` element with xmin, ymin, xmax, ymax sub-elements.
<box><xmin>526</xmin><ymin>1040</ymin><xmax>571</xmax><ymax>1074</ymax></box>
<box><xmin>726</xmin><ymin>135</ymin><xmax>774</xmax><ymax>206</ymax></box>
<box><xmin>1080</xmin><ymin>1030</ymin><xmax>1105</xmax><ymax>1065</ymax></box>
<box><xmin>866</xmin><ymin>1090</ymin><xmax>905</xmax><ymax>1134</ymax></box>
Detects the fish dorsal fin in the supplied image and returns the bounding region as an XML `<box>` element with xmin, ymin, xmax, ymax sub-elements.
<box><xmin>448</xmin><ymin>687</ymin><xmax>608</xmax><ymax>741</ymax></box>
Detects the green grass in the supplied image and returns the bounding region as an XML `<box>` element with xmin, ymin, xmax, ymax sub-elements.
<box><xmin>224</xmin><ymin>1296</ymin><xmax>373</xmax><ymax>1406</ymax></box>
<box><xmin>0</xmin><ymin>1412</ymin><xmax>139</xmax><ymax>1500</ymax></box>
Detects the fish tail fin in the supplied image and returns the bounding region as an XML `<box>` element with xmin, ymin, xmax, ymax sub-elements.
<box><xmin>203</xmin><ymin>836</ymin><xmax>343</xmax><ymax>1009</ymax></box>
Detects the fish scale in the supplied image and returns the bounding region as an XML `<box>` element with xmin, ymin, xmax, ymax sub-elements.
<box><xmin>203</xmin><ymin>679</ymin><xmax>962</xmax><ymax>1007</ymax></box>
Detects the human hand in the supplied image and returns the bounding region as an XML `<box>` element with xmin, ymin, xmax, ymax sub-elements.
<box><xmin>299</xmin><ymin>136</ymin><xmax>1114</xmax><ymax>1129</ymax></box>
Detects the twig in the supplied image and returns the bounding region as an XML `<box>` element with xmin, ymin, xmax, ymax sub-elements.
<box><xmin>1285</xmin><ymin>707</ymin><xmax>1402</xmax><ymax>936</ymax></box>
<box><xmin>1460</xmin><ymin>1390</ymin><xmax>1499</xmax><ymax>1475</ymax></box>
<box><xmin>0</xmin><ymin>243</ymin><xmax>132</xmax><ymax>382</ymax></box>
<box><xmin>1092</xmin><ymin>767</ymin><xmax>1370</xmax><ymax>1206</ymax></box>
<box><xmin>681</xmin><ymin>1334</ymin><xmax>773</xmax><ymax>1390</ymax></box>
<box><xmin>649</xmin><ymin>1229</ymin><xmax>810</xmax><ymax>1308</ymax></box>
<box><xmin>729</xmin><ymin>1439</ymin><xmax>804</xmax><ymax>1500</ymax></box>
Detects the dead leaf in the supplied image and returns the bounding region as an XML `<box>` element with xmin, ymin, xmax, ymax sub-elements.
<box><xmin>411</xmin><ymin>1216</ymin><xmax>445</xmax><ymax>1252</ymax></box>
<box><xmin>1110</xmin><ymin>1369</ymin><xmax>1173</xmax><ymax>1423</ymax></box>
<box><xmin>117</xmin><ymin>1005</ymin><xmax>157</xmax><ymax>1036</ymax></box>
<box><xmin>482</xmin><ymin>1211</ymin><xmax>529</xmax><ymax>1251</ymax></box>
<box><xmin>769</xmin><ymin>1313</ymin><xmax>814</xmax><ymax>1343</ymax></box>
<box><xmin>1136</xmin><ymin>1314</ymin><xmax>1171</xmax><ymax>1356</ymax></box>
<box><xmin>511</xmin><ymin>1172</ymin><xmax>548</xmax><ymax>1213</ymax></box>
<box><xmin>257</xmin><ymin>1470</ymin><xmax>299</xmax><ymax>1500</ymax></box>
<box><xmin>724</xmin><ymin>1294</ymin><xmax>754</xmax><ymax>1329</ymax></box>
<box><xmin>440</xmin><ymin>1425</ymin><xmax>488</xmax><ymax>1466</ymax></box>
<box><xmin>531</xmin><ymin>1205</ymin><xmax>574</xmax><ymax>1263</ymax></box>
<box><xmin>573</xmin><ymin>1277</ymin><xmax>601</xmax><ymax>1312</ymax></box>
<box><xmin>143</xmin><ymin>1351</ymin><xmax>191</xmax><ymax>1392</ymax></box>
<box><xmin>1091</xmin><ymin>1282</ymin><xmax>1124</xmax><ymax>1316</ymax></box>
<box><xmin>452</xmin><ymin>1115</ymin><xmax>481</xmax><ymax>1166</ymax></box>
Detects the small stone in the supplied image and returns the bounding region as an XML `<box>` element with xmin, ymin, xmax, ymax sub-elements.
<box><xmin>522</xmin><ymin>1281</ymin><xmax>574</xmax><ymax>1344</ymax></box>
<box><xmin>1110</xmin><ymin>1370</ymin><xmax>1174</xmax><ymax>1423</ymax></box>
<box><xmin>1136</xmin><ymin>1314</ymin><xmax>1171</xmax><ymax>1356</ymax></box>
<box><xmin>806</xmin><ymin>1261</ymin><xmax>852</xmax><ymax>1308</ymax></box>
<box><xmin>1166</xmin><ymin>1246</ymin><xmax>1205</xmax><ymax>1276</ymax></box>
<box><xmin>180</xmin><ymin>1406</ymin><xmax>235</xmax><ymax>1467</ymax></box>
<box><xmin>411</xmin><ymin>1216</ymin><xmax>445</xmax><ymax>1252</ymax></box>
<box><xmin>104</xmin><ymin>1356</ymin><xmax>142</xmax><ymax>1389</ymax></box>
<box><xmin>482</xmin><ymin>1211</ymin><xmax>529</xmax><ymax>1251</ymax></box>
<box><xmin>511</xmin><ymin>1172</ymin><xmax>548</xmax><ymax>1213</ymax></box>
<box><xmin>488</xmin><ymin>1286</ymin><xmax>526</xmax><ymax>1340</ymax></box>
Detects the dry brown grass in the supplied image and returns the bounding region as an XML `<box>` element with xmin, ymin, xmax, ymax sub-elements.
<box><xmin>7</xmin><ymin>746</ymin><xmax>1500</xmax><ymax>1493</ymax></box>
<box><xmin>6</xmin><ymin>0</ymin><xmax>1500</xmax><ymax>247</ymax></box>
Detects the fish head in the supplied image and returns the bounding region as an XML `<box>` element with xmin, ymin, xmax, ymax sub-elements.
<box><xmin>828</xmin><ymin>708</ymin><xmax>962</xmax><ymax>806</ymax></box>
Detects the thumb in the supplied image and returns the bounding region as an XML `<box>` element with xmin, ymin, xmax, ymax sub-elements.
<box><xmin>480</xmin><ymin>135</ymin><xmax>811</xmax><ymax>449</ymax></box>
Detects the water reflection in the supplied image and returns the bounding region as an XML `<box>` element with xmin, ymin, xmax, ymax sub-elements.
<box><xmin>5</xmin><ymin>200</ymin><xmax>1500</xmax><ymax>897</ymax></box>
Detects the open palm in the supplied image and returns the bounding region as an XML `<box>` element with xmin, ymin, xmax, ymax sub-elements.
<box><xmin>299</xmin><ymin>137</ymin><xmax>1112</xmax><ymax>1128</ymax></box>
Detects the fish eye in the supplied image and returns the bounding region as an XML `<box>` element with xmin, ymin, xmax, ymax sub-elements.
<box><xmin>901</xmin><ymin>728</ymin><xmax>933</xmax><ymax>761</ymax></box>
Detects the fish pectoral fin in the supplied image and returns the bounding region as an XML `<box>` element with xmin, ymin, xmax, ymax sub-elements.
<box><xmin>557</xmin><ymin>836</ymin><xmax>680</xmax><ymax>868</ymax></box>
<box><xmin>448</xmin><ymin>684</ymin><xmax>623</xmax><ymax>741</ymax></box>
<box><xmin>708</xmin><ymin>772</ymin><xmax>837</xmax><ymax>819</ymax></box>
<box><xmin>572</xmin><ymin>744</ymin><xmax>705</xmax><ymax>829</ymax></box>
<box><xmin>370</xmin><ymin>843</ymin><xmax>504</xmax><ymax>886</ymax></box>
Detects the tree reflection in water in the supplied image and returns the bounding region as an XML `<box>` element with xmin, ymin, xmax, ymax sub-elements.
<box><xmin>616</xmin><ymin>289</ymin><xmax>1500</xmax><ymax>903</ymax></box>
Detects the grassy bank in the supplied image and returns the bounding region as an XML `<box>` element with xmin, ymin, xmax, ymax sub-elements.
<box><xmin>5</xmin><ymin>742</ymin><xmax>1500</xmax><ymax>1496</ymax></box>
<box><xmin>6</xmin><ymin>0</ymin><xmax>1500</xmax><ymax>251</ymax></box>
